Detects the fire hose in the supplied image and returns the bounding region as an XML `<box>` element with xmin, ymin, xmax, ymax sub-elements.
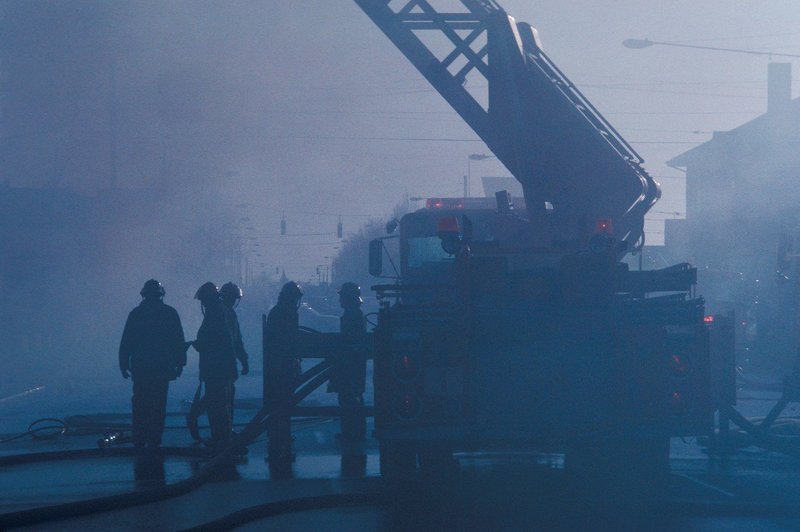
<box><xmin>0</xmin><ymin>358</ymin><xmax>337</xmax><ymax>529</ymax></box>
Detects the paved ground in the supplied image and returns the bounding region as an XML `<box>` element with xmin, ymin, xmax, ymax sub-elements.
<box><xmin>3</xmin><ymin>381</ymin><xmax>800</xmax><ymax>530</ymax></box>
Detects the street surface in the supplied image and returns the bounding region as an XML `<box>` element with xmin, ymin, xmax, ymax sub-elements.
<box><xmin>2</xmin><ymin>378</ymin><xmax>800</xmax><ymax>530</ymax></box>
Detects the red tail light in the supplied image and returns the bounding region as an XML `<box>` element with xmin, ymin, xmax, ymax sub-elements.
<box><xmin>392</xmin><ymin>393</ymin><xmax>422</xmax><ymax>420</ymax></box>
<box><xmin>668</xmin><ymin>391</ymin><xmax>689</xmax><ymax>415</ymax></box>
<box><xmin>670</xmin><ymin>353</ymin><xmax>690</xmax><ymax>377</ymax></box>
<box><xmin>393</xmin><ymin>354</ymin><xmax>420</xmax><ymax>381</ymax></box>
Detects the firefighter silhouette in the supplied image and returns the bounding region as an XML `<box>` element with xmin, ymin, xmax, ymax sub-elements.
<box><xmin>263</xmin><ymin>281</ymin><xmax>303</xmax><ymax>472</ymax></box>
<box><xmin>192</xmin><ymin>282</ymin><xmax>238</xmax><ymax>453</ymax></box>
<box><xmin>119</xmin><ymin>279</ymin><xmax>186</xmax><ymax>450</ymax></box>
<box><xmin>186</xmin><ymin>282</ymin><xmax>249</xmax><ymax>442</ymax></box>
<box><xmin>220</xmin><ymin>281</ymin><xmax>250</xmax><ymax>377</ymax></box>
<box><xmin>329</xmin><ymin>282</ymin><xmax>368</xmax><ymax>443</ymax></box>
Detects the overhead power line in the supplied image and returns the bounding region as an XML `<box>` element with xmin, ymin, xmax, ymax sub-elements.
<box><xmin>661</xmin><ymin>30</ymin><xmax>800</xmax><ymax>44</ymax></box>
<box><xmin>606</xmin><ymin>111</ymin><xmax>760</xmax><ymax>115</ymax></box>
<box><xmin>580</xmin><ymin>84</ymin><xmax>765</xmax><ymax>99</ymax></box>
<box><xmin>629</xmin><ymin>141</ymin><xmax>701</xmax><ymax>145</ymax></box>
<box><xmin>272</xmin><ymin>135</ymin><xmax>482</xmax><ymax>143</ymax></box>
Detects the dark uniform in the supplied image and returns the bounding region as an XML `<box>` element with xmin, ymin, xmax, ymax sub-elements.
<box><xmin>228</xmin><ymin>309</ymin><xmax>249</xmax><ymax>374</ymax></box>
<box><xmin>193</xmin><ymin>282</ymin><xmax>237</xmax><ymax>453</ymax></box>
<box><xmin>119</xmin><ymin>280</ymin><xmax>186</xmax><ymax>449</ymax></box>
<box><xmin>329</xmin><ymin>283</ymin><xmax>367</xmax><ymax>442</ymax></box>
<box><xmin>263</xmin><ymin>282</ymin><xmax>303</xmax><ymax>466</ymax></box>
<box><xmin>186</xmin><ymin>282</ymin><xmax>250</xmax><ymax>442</ymax></box>
<box><xmin>223</xmin><ymin>285</ymin><xmax>249</xmax><ymax>425</ymax></box>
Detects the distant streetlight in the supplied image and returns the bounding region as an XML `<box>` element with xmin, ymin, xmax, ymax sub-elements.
<box><xmin>622</xmin><ymin>38</ymin><xmax>800</xmax><ymax>58</ymax></box>
<box><xmin>466</xmin><ymin>153</ymin><xmax>496</xmax><ymax>198</ymax></box>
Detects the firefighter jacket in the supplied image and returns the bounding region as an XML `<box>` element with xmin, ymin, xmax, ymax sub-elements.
<box><xmin>224</xmin><ymin>306</ymin><xmax>248</xmax><ymax>371</ymax></box>
<box><xmin>263</xmin><ymin>301</ymin><xmax>301</xmax><ymax>382</ymax></box>
<box><xmin>119</xmin><ymin>299</ymin><xmax>186</xmax><ymax>381</ymax></box>
<box><xmin>194</xmin><ymin>301</ymin><xmax>238</xmax><ymax>384</ymax></box>
<box><xmin>328</xmin><ymin>306</ymin><xmax>367</xmax><ymax>396</ymax></box>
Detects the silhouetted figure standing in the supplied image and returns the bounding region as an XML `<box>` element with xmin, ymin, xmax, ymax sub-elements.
<box><xmin>264</xmin><ymin>281</ymin><xmax>303</xmax><ymax>470</ymax></box>
<box><xmin>329</xmin><ymin>282</ymin><xmax>368</xmax><ymax>443</ymax></box>
<box><xmin>220</xmin><ymin>281</ymin><xmax>250</xmax><ymax>386</ymax></box>
<box><xmin>119</xmin><ymin>279</ymin><xmax>186</xmax><ymax>450</ymax></box>
<box><xmin>186</xmin><ymin>282</ymin><xmax>250</xmax><ymax>442</ymax></box>
<box><xmin>193</xmin><ymin>282</ymin><xmax>237</xmax><ymax>453</ymax></box>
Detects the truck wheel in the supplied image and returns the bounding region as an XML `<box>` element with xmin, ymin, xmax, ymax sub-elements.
<box><xmin>380</xmin><ymin>440</ymin><xmax>416</xmax><ymax>479</ymax></box>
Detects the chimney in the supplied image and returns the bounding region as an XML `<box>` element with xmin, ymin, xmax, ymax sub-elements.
<box><xmin>768</xmin><ymin>62</ymin><xmax>791</xmax><ymax>114</ymax></box>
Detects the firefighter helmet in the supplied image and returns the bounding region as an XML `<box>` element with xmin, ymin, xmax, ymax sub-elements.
<box><xmin>194</xmin><ymin>282</ymin><xmax>219</xmax><ymax>302</ymax></box>
<box><xmin>338</xmin><ymin>282</ymin><xmax>362</xmax><ymax>305</ymax></box>
<box><xmin>140</xmin><ymin>279</ymin><xmax>165</xmax><ymax>299</ymax></box>
<box><xmin>278</xmin><ymin>281</ymin><xmax>303</xmax><ymax>303</ymax></box>
<box><xmin>220</xmin><ymin>281</ymin><xmax>243</xmax><ymax>303</ymax></box>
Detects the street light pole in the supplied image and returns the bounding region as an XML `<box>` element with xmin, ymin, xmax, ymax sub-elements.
<box><xmin>622</xmin><ymin>38</ymin><xmax>800</xmax><ymax>59</ymax></box>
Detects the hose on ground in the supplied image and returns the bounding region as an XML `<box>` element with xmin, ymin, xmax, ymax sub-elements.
<box><xmin>0</xmin><ymin>418</ymin><xmax>67</xmax><ymax>444</ymax></box>
<box><xmin>0</xmin><ymin>359</ymin><xmax>335</xmax><ymax>530</ymax></box>
<box><xmin>180</xmin><ymin>493</ymin><xmax>379</xmax><ymax>531</ymax></box>
<box><xmin>724</xmin><ymin>405</ymin><xmax>800</xmax><ymax>458</ymax></box>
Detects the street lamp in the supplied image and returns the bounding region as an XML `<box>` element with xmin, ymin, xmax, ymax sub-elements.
<box><xmin>466</xmin><ymin>153</ymin><xmax>495</xmax><ymax>198</ymax></box>
<box><xmin>622</xmin><ymin>38</ymin><xmax>800</xmax><ymax>58</ymax></box>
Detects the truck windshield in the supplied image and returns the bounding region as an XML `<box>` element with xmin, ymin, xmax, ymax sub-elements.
<box><xmin>407</xmin><ymin>236</ymin><xmax>452</xmax><ymax>268</ymax></box>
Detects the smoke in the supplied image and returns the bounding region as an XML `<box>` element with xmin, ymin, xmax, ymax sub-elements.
<box><xmin>1</xmin><ymin>0</ymin><xmax>798</xmax><ymax>419</ymax></box>
<box><xmin>0</xmin><ymin>1</ymin><xmax>411</xmax><ymax>417</ymax></box>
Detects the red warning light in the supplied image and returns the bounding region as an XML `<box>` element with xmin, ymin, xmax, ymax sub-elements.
<box><xmin>427</xmin><ymin>198</ymin><xmax>465</xmax><ymax>209</ymax></box>
<box><xmin>427</xmin><ymin>198</ymin><xmax>444</xmax><ymax>209</ymax></box>
<box><xmin>704</xmin><ymin>315</ymin><xmax>714</xmax><ymax>323</ymax></box>
<box><xmin>595</xmin><ymin>218</ymin><xmax>613</xmax><ymax>234</ymax></box>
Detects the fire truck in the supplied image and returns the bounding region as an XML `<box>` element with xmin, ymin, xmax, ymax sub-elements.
<box><xmin>349</xmin><ymin>0</ymin><xmax>717</xmax><ymax>478</ymax></box>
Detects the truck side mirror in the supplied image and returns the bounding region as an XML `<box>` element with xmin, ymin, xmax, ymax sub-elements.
<box><xmin>495</xmin><ymin>190</ymin><xmax>514</xmax><ymax>214</ymax></box>
<box><xmin>369</xmin><ymin>239</ymin><xmax>383</xmax><ymax>276</ymax></box>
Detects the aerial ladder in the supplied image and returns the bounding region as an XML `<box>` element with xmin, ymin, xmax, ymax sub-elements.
<box><xmin>354</xmin><ymin>0</ymin><xmax>660</xmax><ymax>252</ymax></box>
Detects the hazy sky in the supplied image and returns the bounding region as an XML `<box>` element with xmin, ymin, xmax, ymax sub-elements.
<box><xmin>2</xmin><ymin>0</ymin><xmax>798</xmax><ymax>279</ymax></box>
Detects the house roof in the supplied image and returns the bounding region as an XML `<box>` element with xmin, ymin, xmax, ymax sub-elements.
<box><xmin>667</xmin><ymin>98</ymin><xmax>800</xmax><ymax>168</ymax></box>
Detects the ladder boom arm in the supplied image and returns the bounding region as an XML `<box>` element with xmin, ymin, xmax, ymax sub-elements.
<box><xmin>355</xmin><ymin>0</ymin><xmax>660</xmax><ymax>251</ymax></box>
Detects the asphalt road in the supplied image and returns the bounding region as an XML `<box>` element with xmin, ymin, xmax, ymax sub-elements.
<box><xmin>2</xmin><ymin>384</ymin><xmax>800</xmax><ymax>530</ymax></box>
